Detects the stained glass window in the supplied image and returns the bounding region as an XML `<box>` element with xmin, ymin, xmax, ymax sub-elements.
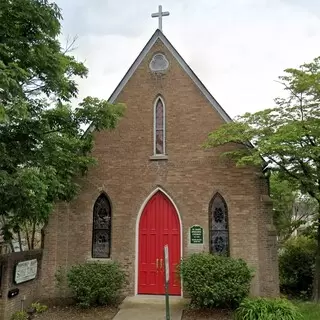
<box><xmin>92</xmin><ymin>194</ymin><xmax>111</xmax><ymax>258</ymax></box>
<box><xmin>155</xmin><ymin>98</ymin><xmax>165</xmax><ymax>154</ymax></box>
<box><xmin>209</xmin><ymin>193</ymin><xmax>229</xmax><ymax>255</ymax></box>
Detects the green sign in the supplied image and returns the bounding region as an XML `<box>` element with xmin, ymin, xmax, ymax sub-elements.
<box><xmin>190</xmin><ymin>225</ymin><xmax>204</xmax><ymax>244</ymax></box>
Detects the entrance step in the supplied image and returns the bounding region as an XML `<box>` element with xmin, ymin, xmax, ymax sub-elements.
<box><xmin>120</xmin><ymin>295</ymin><xmax>190</xmax><ymax>308</ymax></box>
<box><xmin>114</xmin><ymin>295</ymin><xmax>190</xmax><ymax>320</ymax></box>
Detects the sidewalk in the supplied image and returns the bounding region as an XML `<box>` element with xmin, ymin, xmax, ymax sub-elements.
<box><xmin>112</xmin><ymin>296</ymin><xmax>189</xmax><ymax>320</ymax></box>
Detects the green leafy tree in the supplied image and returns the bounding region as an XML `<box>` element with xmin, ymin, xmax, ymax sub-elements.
<box><xmin>279</xmin><ymin>236</ymin><xmax>316</xmax><ymax>299</ymax></box>
<box><xmin>0</xmin><ymin>0</ymin><xmax>125</xmax><ymax>250</ymax></box>
<box><xmin>271</xmin><ymin>172</ymin><xmax>317</xmax><ymax>244</ymax></box>
<box><xmin>204</xmin><ymin>57</ymin><xmax>320</xmax><ymax>300</ymax></box>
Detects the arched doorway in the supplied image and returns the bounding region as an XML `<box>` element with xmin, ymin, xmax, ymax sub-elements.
<box><xmin>138</xmin><ymin>190</ymin><xmax>181</xmax><ymax>295</ymax></box>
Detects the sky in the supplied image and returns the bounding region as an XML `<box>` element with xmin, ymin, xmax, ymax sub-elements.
<box><xmin>55</xmin><ymin>0</ymin><xmax>320</xmax><ymax>118</ymax></box>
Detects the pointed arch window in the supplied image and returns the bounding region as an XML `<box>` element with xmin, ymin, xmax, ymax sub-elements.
<box><xmin>154</xmin><ymin>97</ymin><xmax>165</xmax><ymax>155</ymax></box>
<box><xmin>92</xmin><ymin>193</ymin><xmax>111</xmax><ymax>258</ymax></box>
<box><xmin>209</xmin><ymin>193</ymin><xmax>229</xmax><ymax>255</ymax></box>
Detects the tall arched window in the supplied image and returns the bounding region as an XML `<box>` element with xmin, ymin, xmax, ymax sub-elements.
<box><xmin>209</xmin><ymin>193</ymin><xmax>229</xmax><ymax>255</ymax></box>
<box><xmin>92</xmin><ymin>193</ymin><xmax>111</xmax><ymax>258</ymax></box>
<box><xmin>154</xmin><ymin>97</ymin><xmax>165</xmax><ymax>155</ymax></box>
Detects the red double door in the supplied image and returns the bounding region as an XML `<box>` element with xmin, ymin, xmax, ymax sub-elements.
<box><xmin>138</xmin><ymin>191</ymin><xmax>181</xmax><ymax>295</ymax></box>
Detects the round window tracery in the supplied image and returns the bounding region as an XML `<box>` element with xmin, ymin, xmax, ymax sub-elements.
<box><xmin>149</xmin><ymin>53</ymin><xmax>169</xmax><ymax>72</ymax></box>
<box><xmin>210</xmin><ymin>193</ymin><xmax>229</xmax><ymax>255</ymax></box>
<box><xmin>214</xmin><ymin>207</ymin><xmax>224</xmax><ymax>223</ymax></box>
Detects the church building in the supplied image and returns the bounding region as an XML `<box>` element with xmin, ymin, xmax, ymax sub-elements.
<box><xmin>40</xmin><ymin>8</ymin><xmax>279</xmax><ymax>299</ymax></box>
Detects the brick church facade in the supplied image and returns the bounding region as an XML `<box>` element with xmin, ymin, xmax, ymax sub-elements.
<box><xmin>40</xmin><ymin>29</ymin><xmax>279</xmax><ymax>299</ymax></box>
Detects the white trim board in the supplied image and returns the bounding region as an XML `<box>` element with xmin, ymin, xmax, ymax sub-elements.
<box><xmin>85</xmin><ymin>29</ymin><xmax>232</xmax><ymax>135</ymax></box>
<box><xmin>134</xmin><ymin>187</ymin><xmax>183</xmax><ymax>296</ymax></box>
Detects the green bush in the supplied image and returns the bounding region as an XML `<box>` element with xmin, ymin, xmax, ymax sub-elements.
<box><xmin>31</xmin><ymin>302</ymin><xmax>48</xmax><ymax>313</ymax></box>
<box><xmin>179</xmin><ymin>253</ymin><xmax>253</xmax><ymax>309</ymax></box>
<box><xmin>10</xmin><ymin>311</ymin><xmax>28</xmax><ymax>320</ymax></box>
<box><xmin>235</xmin><ymin>297</ymin><xmax>302</xmax><ymax>320</ymax></box>
<box><xmin>67</xmin><ymin>261</ymin><xmax>126</xmax><ymax>308</ymax></box>
<box><xmin>279</xmin><ymin>236</ymin><xmax>316</xmax><ymax>299</ymax></box>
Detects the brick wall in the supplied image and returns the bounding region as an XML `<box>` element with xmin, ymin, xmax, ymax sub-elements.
<box><xmin>40</xmin><ymin>38</ymin><xmax>279</xmax><ymax>299</ymax></box>
<box><xmin>0</xmin><ymin>250</ymin><xmax>42</xmax><ymax>320</ymax></box>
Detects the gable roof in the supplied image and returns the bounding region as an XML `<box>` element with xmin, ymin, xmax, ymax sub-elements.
<box><xmin>86</xmin><ymin>29</ymin><xmax>232</xmax><ymax>134</ymax></box>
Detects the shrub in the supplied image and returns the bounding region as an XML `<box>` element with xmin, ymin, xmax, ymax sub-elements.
<box><xmin>67</xmin><ymin>261</ymin><xmax>126</xmax><ymax>308</ymax></box>
<box><xmin>31</xmin><ymin>302</ymin><xmax>48</xmax><ymax>313</ymax></box>
<box><xmin>179</xmin><ymin>253</ymin><xmax>253</xmax><ymax>309</ymax></box>
<box><xmin>235</xmin><ymin>297</ymin><xmax>302</xmax><ymax>320</ymax></box>
<box><xmin>10</xmin><ymin>311</ymin><xmax>28</xmax><ymax>320</ymax></box>
<box><xmin>279</xmin><ymin>236</ymin><xmax>316</xmax><ymax>299</ymax></box>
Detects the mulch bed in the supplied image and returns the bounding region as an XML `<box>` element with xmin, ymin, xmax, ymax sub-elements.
<box><xmin>33</xmin><ymin>305</ymin><xmax>118</xmax><ymax>320</ymax></box>
<box><xmin>182</xmin><ymin>309</ymin><xmax>233</xmax><ymax>320</ymax></box>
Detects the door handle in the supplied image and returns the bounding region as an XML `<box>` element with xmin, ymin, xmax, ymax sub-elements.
<box><xmin>156</xmin><ymin>258</ymin><xmax>159</xmax><ymax>270</ymax></box>
<box><xmin>160</xmin><ymin>258</ymin><xmax>163</xmax><ymax>270</ymax></box>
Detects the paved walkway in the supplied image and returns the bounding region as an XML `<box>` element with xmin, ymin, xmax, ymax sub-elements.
<box><xmin>113</xmin><ymin>295</ymin><xmax>189</xmax><ymax>320</ymax></box>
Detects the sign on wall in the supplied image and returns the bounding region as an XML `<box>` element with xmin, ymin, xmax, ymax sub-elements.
<box><xmin>14</xmin><ymin>259</ymin><xmax>38</xmax><ymax>284</ymax></box>
<box><xmin>189</xmin><ymin>225</ymin><xmax>204</xmax><ymax>244</ymax></box>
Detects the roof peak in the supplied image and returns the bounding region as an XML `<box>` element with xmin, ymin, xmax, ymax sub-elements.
<box><xmin>109</xmin><ymin>31</ymin><xmax>231</xmax><ymax>122</ymax></box>
<box><xmin>85</xmin><ymin>28</ymin><xmax>232</xmax><ymax>135</ymax></box>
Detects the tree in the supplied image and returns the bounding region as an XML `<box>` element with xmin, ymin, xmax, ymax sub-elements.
<box><xmin>270</xmin><ymin>172</ymin><xmax>317</xmax><ymax>244</ymax></box>
<box><xmin>0</xmin><ymin>0</ymin><xmax>125</xmax><ymax>250</ymax></box>
<box><xmin>279</xmin><ymin>235</ymin><xmax>316</xmax><ymax>299</ymax></box>
<box><xmin>204</xmin><ymin>57</ymin><xmax>320</xmax><ymax>300</ymax></box>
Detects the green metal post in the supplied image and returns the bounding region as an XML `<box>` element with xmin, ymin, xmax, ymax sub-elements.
<box><xmin>164</xmin><ymin>245</ymin><xmax>170</xmax><ymax>320</ymax></box>
<box><xmin>165</xmin><ymin>280</ymin><xmax>170</xmax><ymax>320</ymax></box>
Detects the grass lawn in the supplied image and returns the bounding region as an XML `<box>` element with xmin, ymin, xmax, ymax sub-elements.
<box><xmin>296</xmin><ymin>301</ymin><xmax>320</xmax><ymax>320</ymax></box>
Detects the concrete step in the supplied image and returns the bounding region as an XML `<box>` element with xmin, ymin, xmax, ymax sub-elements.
<box><xmin>120</xmin><ymin>295</ymin><xmax>190</xmax><ymax>309</ymax></box>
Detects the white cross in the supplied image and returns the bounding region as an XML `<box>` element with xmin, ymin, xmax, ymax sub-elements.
<box><xmin>151</xmin><ymin>5</ymin><xmax>170</xmax><ymax>32</ymax></box>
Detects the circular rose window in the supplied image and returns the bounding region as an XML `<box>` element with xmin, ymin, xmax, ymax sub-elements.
<box><xmin>149</xmin><ymin>53</ymin><xmax>169</xmax><ymax>72</ymax></box>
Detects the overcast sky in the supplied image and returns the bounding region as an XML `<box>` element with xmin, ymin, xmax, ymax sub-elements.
<box><xmin>55</xmin><ymin>0</ymin><xmax>320</xmax><ymax>118</ymax></box>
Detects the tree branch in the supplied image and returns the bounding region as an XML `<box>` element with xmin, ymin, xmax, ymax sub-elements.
<box><xmin>63</xmin><ymin>35</ymin><xmax>79</xmax><ymax>54</ymax></box>
<box><xmin>25</xmin><ymin>84</ymin><xmax>46</xmax><ymax>94</ymax></box>
<box><xmin>274</xmin><ymin>80</ymin><xmax>302</xmax><ymax>102</ymax></box>
<box><xmin>267</xmin><ymin>155</ymin><xmax>318</xmax><ymax>200</ymax></box>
